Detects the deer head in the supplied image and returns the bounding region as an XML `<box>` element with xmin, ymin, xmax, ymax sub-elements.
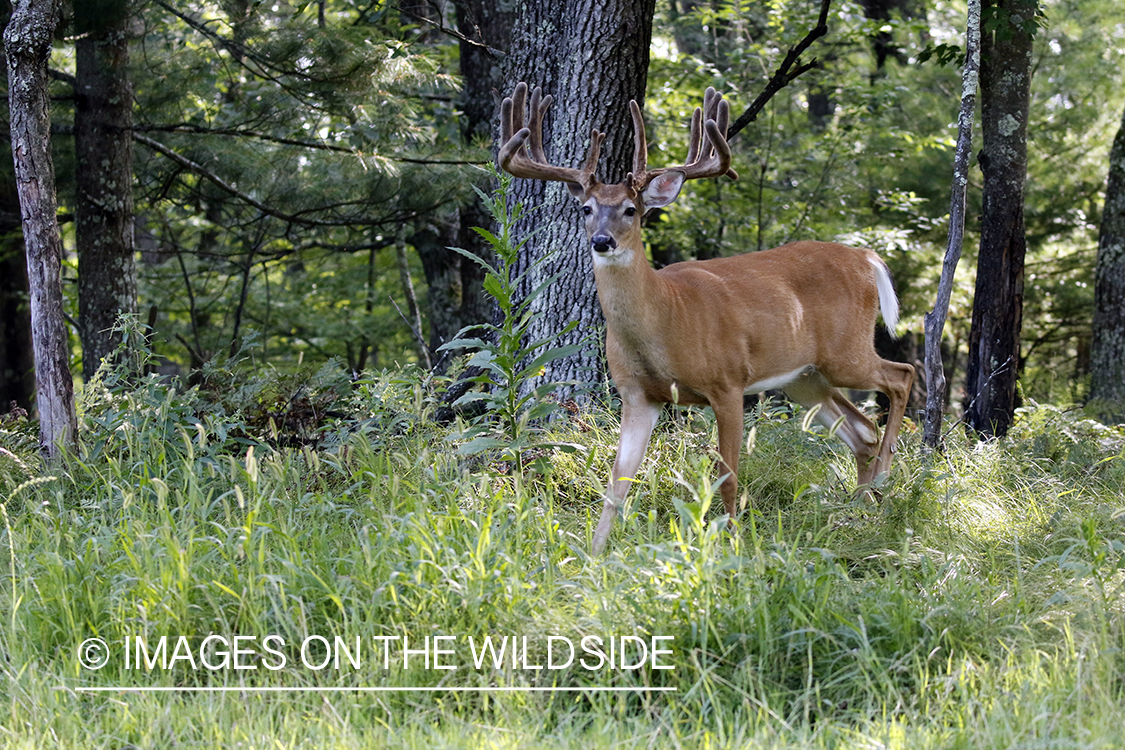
<box><xmin>498</xmin><ymin>83</ymin><xmax>738</xmax><ymax>262</ymax></box>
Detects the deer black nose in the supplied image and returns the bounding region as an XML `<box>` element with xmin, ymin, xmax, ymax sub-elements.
<box><xmin>591</xmin><ymin>234</ymin><xmax>616</xmax><ymax>254</ymax></box>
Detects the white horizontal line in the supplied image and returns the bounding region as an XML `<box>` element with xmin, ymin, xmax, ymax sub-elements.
<box><xmin>75</xmin><ymin>685</ymin><xmax>677</xmax><ymax>693</ymax></box>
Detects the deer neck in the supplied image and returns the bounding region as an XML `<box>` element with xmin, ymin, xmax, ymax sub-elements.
<box><xmin>591</xmin><ymin>239</ymin><xmax>665</xmax><ymax>339</ymax></box>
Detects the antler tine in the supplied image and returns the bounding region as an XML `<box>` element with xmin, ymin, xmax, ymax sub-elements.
<box><xmin>497</xmin><ymin>82</ymin><xmax>598</xmax><ymax>189</ymax></box>
<box><xmin>703</xmin><ymin>87</ymin><xmax>720</xmax><ymax>121</ymax></box>
<box><xmin>633</xmin><ymin>89</ymin><xmax>739</xmax><ymax>191</ymax></box>
<box><xmin>714</xmin><ymin>97</ymin><xmax>738</xmax><ymax>180</ymax></box>
<box><xmin>528</xmin><ymin>86</ymin><xmax>550</xmax><ymax>164</ymax></box>
<box><xmin>683</xmin><ymin>106</ymin><xmax>703</xmax><ymax>166</ymax></box>
<box><xmin>499</xmin><ymin>85</ymin><xmax>517</xmax><ymax>147</ymax></box>
<box><xmin>629</xmin><ymin>100</ymin><xmax>648</xmax><ymax>182</ymax></box>
<box><xmin>511</xmin><ymin>81</ymin><xmax>528</xmax><ymax>137</ymax></box>
<box><xmin>699</xmin><ymin>88</ymin><xmax>739</xmax><ymax>180</ymax></box>
<box><xmin>497</xmin><ymin>82</ymin><xmax>530</xmax><ymax>173</ymax></box>
<box><xmin>583</xmin><ymin>128</ymin><xmax>606</xmax><ymax>175</ymax></box>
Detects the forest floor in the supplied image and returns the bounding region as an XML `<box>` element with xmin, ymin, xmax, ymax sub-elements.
<box><xmin>1</xmin><ymin>366</ymin><xmax>1124</xmax><ymax>749</ymax></box>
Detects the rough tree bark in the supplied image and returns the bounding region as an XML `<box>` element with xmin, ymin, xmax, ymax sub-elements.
<box><xmin>75</xmin><ymin>0</ymin><xmax>136</xmax><ymax>381</ymax></box>
<box><xmin>1089</xmin><ymin>103</ymin><xmax>1125</xmax><ymax>423</ymax></box>
<box><xmin>4</xmin><ymin>0</ymin><xmax>77</xmax><ymax>457</ymax></box>
<box><xmin>963</xmin><ymin>0</ymin><xmax>1037</xmax><ymax>438</ymax></box>
<box><xmin>502</xmin><ymin>0</ymin><xmax>657</xmax><ymax>397</ymax></box>
<box><xmin>0</xmin><ymin>160</ymin><xmax>35</xmax><ymax>409</ymax></box>
<box><xmin>0</xmin><ymin>86</ymin><xmax>34</xmax><ymax>410</ymax></box>
<box><xmin>0</xmin><ymin>235</ymin><xmax>35</xmax><ymax>411</ymax></box>
<box><xmin>922</xmin><ymin>0</ymin><xmax>980</xmax><ymax>447</ymax></box>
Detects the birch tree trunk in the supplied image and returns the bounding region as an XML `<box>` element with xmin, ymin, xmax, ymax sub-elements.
<box><xmin>4</xmin><ymin>0</ymin><xmax>77</xmax><ymax>458</ymax></box>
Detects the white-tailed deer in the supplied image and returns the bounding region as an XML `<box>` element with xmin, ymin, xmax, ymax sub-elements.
<box><xmin>498</xmin><ymin>83</ymin><xmax>915</xmax><ymax>553</ymax></box>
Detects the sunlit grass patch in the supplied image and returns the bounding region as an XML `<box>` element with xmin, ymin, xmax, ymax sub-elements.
<box><xmin>1</xmin><ymin>370</ymin><xmax>1123</xmax><ymax>748</ymax></box>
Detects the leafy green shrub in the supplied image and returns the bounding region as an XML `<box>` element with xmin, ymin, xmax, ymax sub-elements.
<box><xmin>439</xmin><ymin>169</ymin><xmax>585</xmax><ymax>472</ymax></box>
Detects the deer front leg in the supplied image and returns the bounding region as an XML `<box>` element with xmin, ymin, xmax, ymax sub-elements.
<box><xmin>711</xmin><ymin>392</ymin><xmax>745</xmax><ymax>520</ymax></box>
<box><xmin>592</xmin><ymin>398</ymin><xmax>661</xmax><ymax>554</ymax></box>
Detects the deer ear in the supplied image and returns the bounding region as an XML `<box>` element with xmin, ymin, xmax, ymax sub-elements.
<box><xmin>565</xmin><ymin>181</ymin><xmax>586</xmax><ymax>200</ymax></box>
<box><xmin>641</xmin><ymin>171</ymin><xmax>685</xmax><ymax>209</ymax></box>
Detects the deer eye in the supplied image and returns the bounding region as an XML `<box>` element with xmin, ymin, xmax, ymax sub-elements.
<box><xmin>623</xmin><ymin>206</ymin><xmax>637</xmax><ymax>217</ymax></box>
<box><xmin>581</xmin><ymin>205</ymin><xmax>593</xmax><ymax>216</ymax></box>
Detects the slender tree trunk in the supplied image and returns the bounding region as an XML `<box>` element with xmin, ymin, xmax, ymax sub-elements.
<box><xmin>963</xmin><ymin>0</ymin><xmax>1037</xmax><ymax>438</ymax></box>
<box><xmin>923</xmin><ymin>0</ymin><xmax>980</xmax><ymax>447</ymax></box>
<box><xmin>503</xmin><ymin>0</ymin><xmax>657</xmax><ymax>398</ymax></box>
<box><xmin>411</xmin><ymin>214</ymin><xmax>463</xmax><ymax>365</ymax></box>
<box><xmin>0</xmin><ymin>96</ymin><xmax>34</xmax><ymax>409</ymax></box>
<box><xmin>5</xmin><ymin>0</ymin><xmax>77</xmax><ymax>457</ymax></box>
<box><xmin>394</xmin><ymin>233</ymin><xmax>431</xmax><ymax>369</ymax></box>
<box><xmin>1089</xmin><ymin>103</ymin><xmax>1125</xmax><ymax>423</ymax></box>
<box><xmin>75</xmin><ymin>0</ymin><xmax>136</xmax><ymax>380</ymax></box>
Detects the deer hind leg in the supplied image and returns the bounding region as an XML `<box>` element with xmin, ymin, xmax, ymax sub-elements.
<box><xmin>869</xmin><ymin>360</ymin><xmax>915</xmax><ymax>479</ymax></box>
<box><xmin>593</xmin><ymin>398</ymin><xmax>661</xmax><ymax>554</ymax></box>
<box><xmin>782</xmin><ymin>371</ymin><xmax>882</xmax><ymax>487</ymax></box>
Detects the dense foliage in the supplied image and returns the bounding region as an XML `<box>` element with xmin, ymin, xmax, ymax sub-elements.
<box><xmin>15</xmin><ymin>0</ymin><xmax>1122</xmax><ymax>405</ymax></box>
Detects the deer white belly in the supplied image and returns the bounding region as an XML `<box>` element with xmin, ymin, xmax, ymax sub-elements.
<box><xmin>743</xmin><ymin>365</ymin><xmax>815</xmax><ymax>395</ymax></box>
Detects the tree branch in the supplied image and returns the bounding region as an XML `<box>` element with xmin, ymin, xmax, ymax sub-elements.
<box><xmin>397</xmin><ymin>2</ymin><xmax>502</xmax><ymax>56</ymax></box>
<box><xmin>136</xmin><ymin>123</ymin><xmax>357</xmax><ymax>154</ymax></box>
<box><xmin>135</xmin><ymin>131</ymin><xmax>465</xmax><ymax>229</ymax></box>
<box><xmin>152</xmin><ymin>0</ymin><xmax>351</xmax><ymax>112</ymax></box>
<box><xmin>727</xmin><ymin>0</ymin><xmax>833</xmax><ymax>141</ymax></box>
<box><xmin>135</xmin><ymin>132</ymin><xmax>379</xmax><ymax>226</ymax></box>
<box><xmin>922</xmin><ymin>0</ymin><xmax>981</xmax><ymax>448</ymax></box>
<box><xmin>133</xmin><ymin>123</ymin><xmax>488</xmax><ymax>165</ymax></box>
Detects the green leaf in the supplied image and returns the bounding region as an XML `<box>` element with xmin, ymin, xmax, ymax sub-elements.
<box><xmin>450</xmin><ymin>392</ymin><xmax>495</xmax><ymax>408</ymax></box>
<box><xmin>437</xmin><ymin>335</ymin><xmax>490</xmax><ymax>352</ymax></box>
<box><xmin>518</xmin><ymin>344</ymin><xmax>583</xmax><ymax>381</ymax></box>
<box><xmin>445</xmin><ymin>243</ymin><xmax>499</xmax><ymax>275</ymax></box>
<box><xmin>456</xmin><ymin>436</ymin><xmax>513</xmax><ymax>456</ymax></box>
<box><xmin>482</xmin><ymin>273</ymin><xmax>505</xmax><ymax>301</ymax></box>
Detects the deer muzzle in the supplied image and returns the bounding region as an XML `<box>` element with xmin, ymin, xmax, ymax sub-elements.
<box><xmin>591</xmin><ymin>234</ymin><xmax>617</xmax><ymax>254</ymax></box>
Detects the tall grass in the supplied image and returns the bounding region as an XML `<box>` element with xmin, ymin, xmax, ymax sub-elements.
<box><xmin>1</xmin><ymin>360</ymin><xmax>1123</xmax><ymax>748</ymax></box>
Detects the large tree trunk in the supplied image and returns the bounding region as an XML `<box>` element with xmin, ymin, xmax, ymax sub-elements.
<box><xmin>963</xmin><ymin>0</ymin><xmax>1037</xmax><ymax>438</ymax></box>
<box><xmin>1089</xmin><ymin>103</ymin><xmax>1125</xmax><ymax>423</ymax></box>
<box><xmin>0</xmin><ymin>233</ymin><xmax>35</xmax><ymax>411</ymax></box>
<box><xmin>502</xmin><ymin>0</ymin><xmax>657</xmax><ymax>398</ymax></box>
<box><xmin>5</xmin><ymin>0</ymin><xmax>77</xmax><ymax>458</ymax></box>
<box><xmin>411</xmin><ymin>0</ymin><xmax>518</xmax><ymax>373</ymax></box>
<box><xmin>75</xmin><ymin>0</ymin><xmax>136</xmax><ymax>381</ymax></box>
<box><xmin>454</xmin><ymin>0</ymin><xmax>515</xmax><ymax>340</ymax></box>
<box><xmin>0</xmin><ymin>150</ymin><xmax>35</xmax><ymax>409</ymax></box>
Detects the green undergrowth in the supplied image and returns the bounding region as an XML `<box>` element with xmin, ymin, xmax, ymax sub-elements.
<box><xmin>1</xmin><ymin>367</ymin><xmax>1123</xmax><ymax>749</ymax></box>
